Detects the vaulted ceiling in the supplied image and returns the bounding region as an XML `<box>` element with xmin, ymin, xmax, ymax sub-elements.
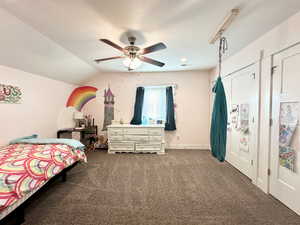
<box><xmin>1</xmin><ymin>0</ymin><xmax>300</xmax><ymax>84</ymax></box>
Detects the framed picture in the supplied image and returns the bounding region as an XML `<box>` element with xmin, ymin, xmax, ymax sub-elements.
<box><xmin>0</xmin><ymin>84</ymin><xmax>22</xmax><ymax>104</ymax></box>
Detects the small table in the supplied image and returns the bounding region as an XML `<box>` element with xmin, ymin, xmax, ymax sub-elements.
<box><xmin>57</xmin><ymin>126</ymin><xmax>98</xmax><ymax>146</ymax></box>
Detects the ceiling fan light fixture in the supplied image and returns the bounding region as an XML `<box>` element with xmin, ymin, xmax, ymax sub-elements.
<box><xmin>123</xmin><ymin>57</ymin><xmax>142</xmax><ymax>70</ymax></box>
<box><xmin>96</xmin><ymin>37</ymin><xmax>166</xmax><ymax>70</ymax></box>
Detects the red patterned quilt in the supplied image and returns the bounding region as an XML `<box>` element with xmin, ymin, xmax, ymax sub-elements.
<box><xmin>0</xmin><ymin>144</ymin><xmax>86</xmax><ymax>212</ymax></box>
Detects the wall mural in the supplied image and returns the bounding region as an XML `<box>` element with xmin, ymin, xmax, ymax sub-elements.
<box><xmin>102</xmin><ymin>87</ymin><xmax>115</xmax><ymax>131</ymax></box>
<box><xmin>0</xmin><ymin>84</ymin><xmax>22</xmax><ymax>104</ymax></box>
<box><xmin>66</xmin><ymin>86</ymin><xmax>98</xmax><ymax>111</ymax></box>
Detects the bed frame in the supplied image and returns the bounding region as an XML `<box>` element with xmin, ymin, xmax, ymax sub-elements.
<box><xmin>0</xmin><ymin>161</ymin><xmax>78</xmax><ymax>225</ymax></box>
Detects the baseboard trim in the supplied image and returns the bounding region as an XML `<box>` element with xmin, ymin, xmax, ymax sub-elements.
<box><xmin>165</xmin><ymin>144</ymin><xmax>210</xmax><ymax>150</ymax></box>
<box><xmin>256</xmin><ymin>177</ymin><xmax>268</xmax><ymax>194</ymax></box>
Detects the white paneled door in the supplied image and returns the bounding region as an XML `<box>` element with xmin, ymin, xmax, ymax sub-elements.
<box><xmin>226</xmin><ymin>65</ymin><xmax>259</xmax><ymax>180</ymax></box>
<box><xmin>270</xmin><ymin>44</ymin><xmax>300</xmax><ymax>215</ymax></box>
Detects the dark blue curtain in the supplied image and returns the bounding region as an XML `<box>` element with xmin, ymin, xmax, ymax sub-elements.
<box><xmin>130</xmin><ymin>87</ymin><xmax>145</xmax><ymax>125</ymax></box>
<box><xmin>210</xmin><ymin>77</ymin><xmax>228</xmax><ymax>162</ymax></box>
<box><xmin>165</xmin><ymin>86</ymin><xmax>176</xmax><ymax>131</ymax></box>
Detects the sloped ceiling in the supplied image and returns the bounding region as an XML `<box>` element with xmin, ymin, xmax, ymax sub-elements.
<box><xmin>1</xmin><ymin>0</ymin><xmax>300</xmax><ymax>84</ymax></box>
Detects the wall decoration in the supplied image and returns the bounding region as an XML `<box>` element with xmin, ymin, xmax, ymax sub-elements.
<box><xmin>102</xmin><ymin>87</ymin><xmax>115</xmax><ymax>131</ymax></box>
<box><xmin>0</xmin><ymin>84</ymin><xmax>22</xmax><ymax>104</ymax></box>
<box><xmin>239</xmin><ymin>134</ymin><xmax>249</xmax><ymax>152</ymax></box>
<box><xmin>239</xmin><ymin>103</ymin><xmax>249</xmax><ymax>132</ymax></box>
<box><xmin>279</xmin><ymin>124</ymin><xmax>296</xmax><ymax>146</ymax></box>
<box><xmin>279</xmin><ymin>102</ymin><xmax>299</xmax><ymax>172</ymax></box>
<box><xmin>279</xmin><ymin>146</ymin><xmax>296</xmax><ymax>172</ymax></box>
<box><xmin>66</xmin><ymin>86</ymin><xmax>98</xmax><ymax>111</ymax></box>
<box><xmin>230</xmin><ymin>104</ymin><xmax>239</xmax><ymax>130</ymax></box>
<box><xmin>239</xmin><ymin>103</ymin><xmax>250</xmax><ymax>152</ymax></box>
<box><xmin>280</xmin><ymin>102</ymin><xmax>298</xmax><ymax>126</ymax></box>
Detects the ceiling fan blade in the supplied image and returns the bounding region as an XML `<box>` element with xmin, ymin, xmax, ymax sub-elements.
<box><xmin>139</xmin><ymin>56</ymin><xmax>165</xmax><ymax>67</ymax></box>
<box><xmin>141</xmin><ymin>42</ymin><xmax>167</xmax><ymax>55</ymax></box>
<box><xmin>100</xmin><ymin>39</ymin><xmax>124</xmax><ymax>52</ymax></box>
<box><xmin>94</xmin><ymin>56</ymin><xmax>124</xmax><ymax>63</ymax></box>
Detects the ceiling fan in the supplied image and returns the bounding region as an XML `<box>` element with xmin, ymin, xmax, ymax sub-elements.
<box><xmin>94</xmin><ymin>37</ymin><xmax>167</xmax><ymax>71</ymax></box>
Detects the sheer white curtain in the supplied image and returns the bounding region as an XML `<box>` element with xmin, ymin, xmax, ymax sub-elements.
<box><xmin>142</xmin><ymin>86</ymin><xmax>166</xmax><ymax>125</ymax></box>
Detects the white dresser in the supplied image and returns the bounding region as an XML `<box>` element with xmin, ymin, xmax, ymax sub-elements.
<box><xmin>107</xmin><ymin>124</ymin><xmax>165</xmax><ymax>154</ymax></box>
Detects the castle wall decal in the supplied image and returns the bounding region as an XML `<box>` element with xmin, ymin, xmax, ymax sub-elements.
<box><xmin>102</xmin><ymin>87</ymin><xmax>115</xmax><ymax>131</ymax></box>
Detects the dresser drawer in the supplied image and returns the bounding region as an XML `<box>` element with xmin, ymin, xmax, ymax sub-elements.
<box><xmin>109</xmin><ymin>142</ymin><xmax>134</xmax><ymax>152</ymax></box>
<box><xmin>149</xmin><ymin>136</ymin><xmax>162</xmax><ymax>142</ymax></box>
<box><xmin>108</xmin><ymin>128</ymin><xmax>123</xmax><ymax>136</ymax></box>
<box><xmin>124</xmin><ymin>128</ymin><xmax>148</xmax><ymax>135</ymax></box>
<box><xmin>109</xmin><ymin>136</ymin><xmax>123</xmax><ymax>141</ymax></box>
<box><xmin>148</xmin><ymin>128</ymin><xmax>162</xmax><ymax>136</ymax></box>
<box><xmin>124</xmin><ymin>135</ymin><xmax>148</xmax><ymax>142</ymax></box>
<box><xmin>136</xmin><ymin>143</ymin><xmax>162</xmax><ymax>152</ymax></box>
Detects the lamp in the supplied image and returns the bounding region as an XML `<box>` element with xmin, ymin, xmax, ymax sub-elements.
<box><xmin>123</xmin><ymin>57</ymin><xmax>142</xmax><ymax>70</ymax></box>
<box><xmin>74</xmin><ymin>112</ymin><xmax>84</xmax><ymax>128</ymax></box>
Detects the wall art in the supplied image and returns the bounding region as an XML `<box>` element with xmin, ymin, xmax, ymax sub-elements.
<box><xmin>66</xmin><ymin>86</ymin><xmax>98</xmax><ymax>111</ymax></box>
<box><xmin>279</xmin><ymin>102</ymin><xmax>299</xmax><ymax>172</ymax></box>
<box><xmin>230</xmin><ymin>104</ymin><xmax>239</xmax><ymax>130</ymax></box>
<box><xmin>239</xmin><ymin>134</ymin><xmax>249</xmax><ymax>152</ymax></box>
<box><xmin>0</xmin><ymin>84</ymin><xmax>22</xmax><ymax>104</ymax></box>
<box><xmin>239</xmin><ymin>103</ymin><xmax>249</xmax><ymax>132</ymax></box>
<box><xmin>102</xmin><ymin>87</ymin><xmax>115</xmax><ymax>131</ymax></box>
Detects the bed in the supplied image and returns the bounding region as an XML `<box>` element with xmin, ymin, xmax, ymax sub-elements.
<box><xmin>0</xmin><ymin>138</ymin><xmax>87</xmax><ymax>224</ymax></box>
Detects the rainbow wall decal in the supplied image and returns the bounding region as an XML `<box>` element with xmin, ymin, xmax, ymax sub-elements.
<box><xmin>66</xmin><ymin>86</ymin><xmax>98</xmax><ymax>111</ymax></box>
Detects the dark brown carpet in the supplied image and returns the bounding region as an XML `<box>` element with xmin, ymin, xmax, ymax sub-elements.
<box><xmin>24</xmin><ymin>150</ymin><xmax>300</xmax><ymax>225</ymax></box>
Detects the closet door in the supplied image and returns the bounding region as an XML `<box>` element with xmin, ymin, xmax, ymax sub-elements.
<box><xmin>227</xmin><ymin>65</ymin><xmax>259</xmax><ymax>180</ymax></box>
<box><xmin>270</xmin><ymin>44</ymin><xmax>300</xmax><ymax>215</ymax></box>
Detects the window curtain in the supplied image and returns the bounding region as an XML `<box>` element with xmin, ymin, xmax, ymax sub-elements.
<box><xmin>130</xmin><ymin>87</ymin><xmax>145</xmax><ymax>125</ymax></box>
<box><xmin>210</xmin><ymin>77</ymin><xmax>228</xmax><ymax>162</ymax></box>
<box><xmin>165</xmin><ymin>86</ymin><xmax>176</xmax><ymax>131</ymax></box>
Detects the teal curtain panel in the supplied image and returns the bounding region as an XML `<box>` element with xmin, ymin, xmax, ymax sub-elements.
<box><xmin>165</xmin><ymin>86</ymin><xmax>176</xmax><ymax>131</ymax></box>
<box><xmin>130</xmin><ymin>87</ymin><xmax>145</xmax><ymax>125</ymax></box>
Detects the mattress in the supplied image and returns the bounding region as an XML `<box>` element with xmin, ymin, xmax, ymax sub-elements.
<box><xmin>0</xmin><ymin>143</ymin><xmax>86</xmax><ymax>220</ymax></box>
<box><xmin>0</xmin><ymin>171</ymin><xmax>55</xmax><ymax>220</ymax></box>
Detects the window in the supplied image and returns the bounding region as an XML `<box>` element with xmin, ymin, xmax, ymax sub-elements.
<box><xmin>142</xmin><ymin>86</ymin><xmax>166</xmax><ymax>125</ymax></box>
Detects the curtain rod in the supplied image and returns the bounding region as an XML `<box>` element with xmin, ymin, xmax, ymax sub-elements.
<box><xmin>136</xmin><ymin>84</ymin><xmax>178</xmax><ymax>89</ymax></box>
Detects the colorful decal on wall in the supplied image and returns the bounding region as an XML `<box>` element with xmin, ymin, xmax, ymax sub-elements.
<box><xmin>0</xmin><ymin>84</ymin><xmax>22</xmax><ymax>104</ymax></box>
<box><xmin>279</xmin><ymin>102</ymin><xmax>299</xmax><ymax>172</ymax></box>
<box><xmin>102</xmin><ymin>87</ymin><xmax>115</xmax><ymax>131</ymax></box>
<box><xmin>66</xmin><ymin>86</ymin><xmax>98</xmax><ymax>111</ymax></box>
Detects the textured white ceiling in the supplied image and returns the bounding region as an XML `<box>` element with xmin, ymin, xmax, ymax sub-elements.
<box><xmin>1</xmin><ymin>0</ymin><xmax>300</xmax><ymax>84</ymax></box>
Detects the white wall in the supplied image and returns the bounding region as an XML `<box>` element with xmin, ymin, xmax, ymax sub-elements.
<box><xmin>210</xmin><ymin>11</ymin><xmax>300</xmax><ymax>193</ymax></box>
<box><xmin>83</xmin><ymin>70</ymin><xmax>211</xmax><ymax>149</ymax></box>
<box><xmin>0</xmin><ymin>65</ymin><xmax>76</xmax><ymax>146</ymax></box>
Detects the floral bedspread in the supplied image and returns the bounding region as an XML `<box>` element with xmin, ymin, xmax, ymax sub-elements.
<box><xmin>0</xmin><ymin>144</ymin><xmax>86</xmax><ymax>212</ymax></box>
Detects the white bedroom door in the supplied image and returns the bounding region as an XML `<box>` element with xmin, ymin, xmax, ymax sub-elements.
<box><xmin>227</xmin><ymin>65</ymin><xmax>259</xmax><ymax>180</ymax></box>
<box><xmin>270</xmin><ymin>44</ymin><xmax>300</xmax><ymax>215</ymax></box>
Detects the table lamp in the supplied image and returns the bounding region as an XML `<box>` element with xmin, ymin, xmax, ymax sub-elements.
<box><xmin>74</xmin><ymin>112</ymin><xmax>84</xmax><ymax>128</ymax></box>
